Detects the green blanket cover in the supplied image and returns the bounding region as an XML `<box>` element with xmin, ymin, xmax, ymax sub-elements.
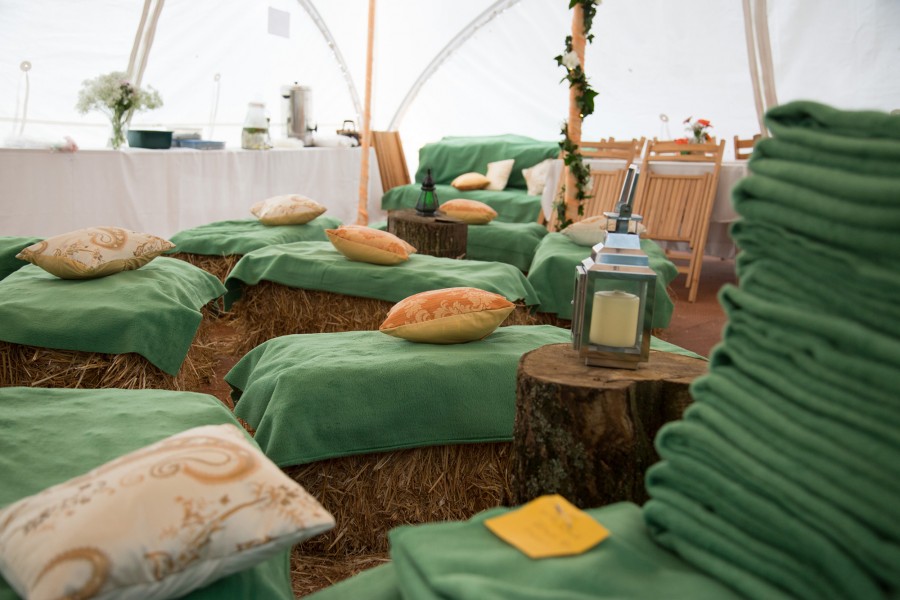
<box><xmin>0</xmin><ymin>387</ymin><xmax>294</xmax><ymax>600</ymax></box>
<box><xmin>223</xmin><ymin>241</ymin><xmax>539</xmax><ymax>310</ymax></box>
<box><xmin>381</xmin><ymin>184</ymin><xmax>543</xmax><ymax>223</ymax></box>
<box><xmin>0</xmin><ymin>237</ymin><xmax>39</xmax><ymax>281</ymax></box>
<box><xmin>227</xmin><ymin>326</ymin><xmax>572</xmax><ymax>466</ymax></box>
<box><xmin>527</xmin><ymin>233</ymin><xmax>677</xmax><ymax>329</ymax></box>
<box><xmin>307</xmin><ymin>503</ymin><xmax>741</xmax><ymax>600</ymax></box>
<box><xmin>413</xmin><ymin>134</ymin><xmax>560</xmax><ymax>190</ymax></box>
<box><xmin>0</xmin><ymin>258</ymin><xmax>225</xmax><ymax>375</ymax></box>
<box><xmin>168</xmin><ymin>216</ymin><xmax>342</xmax><ymax>256</ymax></box>
<box><xmin>642</xmin><ymin>100</ymin><xmax>900</xmax><ymax>599</ymax></box>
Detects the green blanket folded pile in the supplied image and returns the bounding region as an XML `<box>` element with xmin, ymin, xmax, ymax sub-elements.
<box><xmin>644</xmin><ymin>100</ymin><xmax>900</xmax><ymax>599</ymax></box>
<box><xmin>308</xmin><ymin>503</ymin><xmax>742</xmax><ymax>600</ymax></box>
<box><xmin>223</xmin><ymin>241</ymin><xmax>539</xmax><ymax>310</ymax></box>
<box><xmin>226</xmin><ymin>325</ymin><xmax>571</xmax><ymax>466</ymax></box>
<box><xmin>0</xmin><ymin>258</ymin><xmax>225</xmax><ymax>375</ymax></box>
<box><xmin>526</xmin><ymin>233</ymin><xmax>677</xmax><ymax>329</ymax></box>
<box><xmin>0</xmin><ymin>237</ymin><xmax>40</xmax><ymax>281</ymax></box>
<box><xmin>0</xmin><ymin>387</ymin><xmax>294</xmax><ymax>600</ymax></box>
<box><xmin>167</xmin><ymin>216</ymin><xmax>342</xmax><ymax>256</ymax></box>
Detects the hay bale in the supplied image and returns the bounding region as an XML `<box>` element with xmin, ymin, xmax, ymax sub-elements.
<box><xmin>0</xmin><ymin>311</ymin><xmax>218</xmax><ymax>391</ymax></box>
<box><xmin>291</xmin><ymin>552</ymin><xmax>389</xmax><ymax>598</ymax></box>
<box><xmin>286</xmin><ymin>442</ymin><xmax>511</xmax><ymax>556</ymax></box>
<box><xmin>168</xmin><ymin>252</ymin><xmax>241</xmax><ymax>283</ymax></box>
<box><xmin>228</xmin><ymin>281</ymin><xmax>538</xmax><ymax>355</ymax></box>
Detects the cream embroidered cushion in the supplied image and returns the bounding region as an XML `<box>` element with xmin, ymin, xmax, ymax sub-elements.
<box><xmin>326</xmin><ymin>226</ymin><xmax>414</xmax><ymax>265</ymax></box>
<box><xmin>485</xmin><ymin>159</ymin><xmax>515</xmax><ymax>191</ymax></box>
<box><xmin>379</xmin><ymin>287</ymin><xmax>515</xmax><ymax>344</ymax></box>
<box><xmin>562</xmin><ymin>215</ymin><xmax>647</xmax><ymax>247</ymax></box>
<box><xmin>250</xmin><ymin>194</ymin><xmax>327</xmax><ymax>225</ymax></box>
<box><xmin>522</xmin><ymin>158</ymin><xmax>556</xmax><ymax>196</ymax></box>
<box><xmin>451</xmin><ymin>172</ymin><xmax>491</xmax><ymax>191</ymax></box>
<box><xmin>440</xmin><ymin>199</ymin><xmax>498</xmax><ymax>225</ymax></box>
<box><xmin>15</xmin><ymin>227</ymin><xmax>174</xmax><ymax>279</ymax></box>
<box><xmin>0</xmin><ymin>423</ymin><xmax>334</xmax><ymax>600</ymax></box>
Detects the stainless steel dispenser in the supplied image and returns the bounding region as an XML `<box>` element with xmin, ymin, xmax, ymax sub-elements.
<box><xmin>281</xmin><ymin>84</ymin><xmax>316</xmax><ymax>145</ymax></box>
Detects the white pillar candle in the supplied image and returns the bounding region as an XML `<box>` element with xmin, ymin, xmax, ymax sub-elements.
<box><xmin>588</xmin><ymin>290</ymin><xmax>640</xmax><ymax>347</ymax></box>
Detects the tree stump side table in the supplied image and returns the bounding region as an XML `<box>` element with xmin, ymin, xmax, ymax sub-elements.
<box><xmin>387</xmin><ymin>210</ymin><xmax>467</xmax><ymax>259</ymax></box>
<box><xmin>509</xmin><ymin>343</ymin><xmax>707</xmax><ymax>508</ymax></box>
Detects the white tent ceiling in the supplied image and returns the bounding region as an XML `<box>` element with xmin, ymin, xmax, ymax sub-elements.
<box><xmin>2</xmin><ymin>0</ymin><xmax>898</xmax><ymax>172</ymax></box>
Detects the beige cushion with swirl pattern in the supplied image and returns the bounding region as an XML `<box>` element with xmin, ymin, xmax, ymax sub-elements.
<box><xmin>250</xmin><ymin>194</ymin><xmax>327</xmax><ymax>226</ymax></box>
<box><xmin>16</xmin><ymin>227</ymin><xmax>174</xmax><ymax>279</ymax></box>
<box><xmin>440</xmin><ymin>199</ymin><xmax>498</xmax><ymax>225</ymax></box>
<box><xmin>379</xmin><ymin>287</ymin><xmax>515</xmax><ymax>344</ymax></box>
<box><xmin>326</xmin><ymin>226</ymin><xmax>414</xmax><ymax>265</ymax></box>
<box><xmin>0</xmin><ymin>423</ymin><xmax>334</xmax><ymax>600</ymax></box>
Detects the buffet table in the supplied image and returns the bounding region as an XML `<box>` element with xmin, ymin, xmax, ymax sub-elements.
<box><xmin>0</xmin><ymin>147</ymin><xmax>384</xmax><ymax>238</ymax></box>
<box><xmin>542</xmin><ymin>159</ymin><xmax>747</xmax><ymax>258</ymax></box>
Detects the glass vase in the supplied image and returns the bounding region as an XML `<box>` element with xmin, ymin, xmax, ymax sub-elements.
<box><xmin>109</xmin><ymin>116</ymin><xmax>127</xmax><ymax>150</ymax></box>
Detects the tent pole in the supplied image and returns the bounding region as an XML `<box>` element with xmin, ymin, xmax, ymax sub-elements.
<box><xmin>126</xmin><ymin>0</ymin><xmax>152</xmax><ymax>81</ymax></box>
<box><xmin>565</xmin><ymin>2</ymin><xmax>586</xmax><ymax>224</ymax></box>
<box><xmin>357</xmin><ymin>0</ymin><xmax>376</xmax><ymax>225</ymax></box>
<box><xmin>742</xmin><ymin>0</ymin><xmax>767</xmax><ymax>136</ymax></box>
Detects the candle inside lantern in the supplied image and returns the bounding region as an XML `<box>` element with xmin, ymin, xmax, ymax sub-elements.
<box><xmin>588</xmin><ymin>290</ymin><xmax>640</xmax><ymax>347</ymax></box>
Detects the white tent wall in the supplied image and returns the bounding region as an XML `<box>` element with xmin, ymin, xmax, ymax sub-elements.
<box><xmin>2</xmin><ymin>1</ymin><xmax>898</xmax><ymax>166</ymax></box>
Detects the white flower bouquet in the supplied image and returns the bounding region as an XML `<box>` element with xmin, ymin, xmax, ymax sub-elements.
<box><xmin>76</xmin><ymin>71</ymin><xmax>162</xmax><ymax>149</ymax></box>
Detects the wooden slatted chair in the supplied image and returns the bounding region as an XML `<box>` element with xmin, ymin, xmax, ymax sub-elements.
<box><xmin>543</xmin><ymin>138</ymin><xmax>645</xmax><ymax>231</ymax></box>
<box><xmin>733</xmin><ymin>134</ymin><xmax>761</xmax><ymax>160</ymax></box>
<box><xmin>632</xmin><ymin>139</ymin><xmax>725</xmax><ymax>302</ymax></box>
<box><xmin>371</xmin><ymin>130</ymin><xmax>411</xmax><ymax>193</ymax></box>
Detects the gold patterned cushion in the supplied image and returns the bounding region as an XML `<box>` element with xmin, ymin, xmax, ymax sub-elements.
<box><xmin>250</xmin><ymin>194</ymin><xmax>327</xmax><ymax>225</ymax></box>
<box><xmin>342</xmin><ymin>224</ymin><xmax>417</xmax><ymax>254</ymax></box>
<box><xmin>451</xmin><ymin>172</ymin><xmax>491</xmax><ymax>191</ymax></box>
<box><xmin>485</xmin><ymin>159</ymin><xmax>515</xmax><ymax>191</ymax></box>
<box><xmin>440</xmin><ymin>199</ymin><xmax>498</xmax><ymax>225</ymax></box>
<box><xmin>379</xmin><ymin>287</ymin><xmax>515</xmax><ymax>344</ymax></box>
<box><xmin>562</xmin><ymin>215</ymin><xmax>647</xmax><ymax>247</ymax></box>
<box><xmin>326</xmin><ymin>226</ymin><xmax>414</xmax><ymax>265</ymax></box>
<box><xmin>15</xmin><ymin>227</ymin><xmax>174</xmax><ymax>279</ymax></box>
<box><xmin>0</xmin><ymin>424</ymin><xmax>334</xmax><ymax>600</ymax></box>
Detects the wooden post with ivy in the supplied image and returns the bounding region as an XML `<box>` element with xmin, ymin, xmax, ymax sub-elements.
<box><xmin>555</xmin><ymin>0</ymin><xmax>599</xmax><ymax>231</ymax></box>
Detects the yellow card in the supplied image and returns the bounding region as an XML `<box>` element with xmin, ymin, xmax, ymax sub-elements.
<box><xmin>484</xmin><ymin>494</ymin><xmax>610</xmax><ymax>559</ymax></box>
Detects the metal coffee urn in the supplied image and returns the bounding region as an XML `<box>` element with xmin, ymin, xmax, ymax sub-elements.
<box><xmin>281</xmin><ymin>83</ymin><xmax>317</xmax><ymax>145</ymax></box>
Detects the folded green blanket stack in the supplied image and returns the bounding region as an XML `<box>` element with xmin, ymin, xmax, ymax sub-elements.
<box><xmin>644</xmin><ymin>101</ymin><xmax>900</xmax><ymax>599</ymax></box>
<box><xmin>167</xmin><ymin>216</ymin><xmax>342</xmax><ymax>256</ymax></box>
<box><xmin>0</xmin><ymin>236</ymin><xmax>40</xmax><ymax>281</ymax></box>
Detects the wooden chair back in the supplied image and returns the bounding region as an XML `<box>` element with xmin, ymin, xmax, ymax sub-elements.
<box><xmin>633</xmin><ymin>138</ymin><xmax>726</xmax><ymax>302</ymax></box>
<box><xmin>371</xmin><ymin>130</ymin><xmax>411</xmax><ymax>192</ymax></box>
<box><xmin>733</xmin><ymin>134</ymin><xmax>761</xmax><ymax>160</ymax></box>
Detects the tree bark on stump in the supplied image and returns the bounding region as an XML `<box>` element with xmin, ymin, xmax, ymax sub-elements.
<box><xmin>509</xmin><ymin>343</ymin><xmax>707</xmax><ymax>508</ymax></box>
<box><xmin>387</xmin><ymin>210</ymin><xmax>467</xmax><ymax>259</ymax></box>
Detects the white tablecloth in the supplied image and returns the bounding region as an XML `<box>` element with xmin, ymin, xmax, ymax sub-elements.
<box><xmin>541</xmin><ymin>159</ymin><xmax>747</xmax><ymax>258</ymax></box>
<box><xmin>0</xmin><ymin>147</ymin><xmax>384</xmax><ymax>238</ymax></box>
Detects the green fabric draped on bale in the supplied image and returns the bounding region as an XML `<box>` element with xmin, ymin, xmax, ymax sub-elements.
<box><xmin>223</xmin><ymin>241</ymin><xmax>539</xmax><ymax>310</ymax></box>
<box><xmin>0</xmin><ymin>236</ymin><xmax>40</xmax><ymax>281</ymax></box>
<box><xmin>642</xmin><ymin>101</ymin><xmax>900</xmax><ymax>600</ymax></box>
<box><xmin>167</xmin><ymin>216</ymin><xmax>342</xmax><ymax>255</ymax></box>
<box><xmin>0</xmin><ymin>387</ymin><xmax>294</xmax><ymax>600</ymax></box>
<box><xmin>414</xmin><ymin>134</ymin><xmax>560</xmax><ymax>189</ymax></box>
<box><xmin>0</xmin><ymin>258</ymin><xmax>225</xmax><ymax>375</ymax></box>
<box><xmin>464</xmin><ymin>221</ymin><xmax>548</xmax><ymax>271</ymax></box>
<box><xmin>307</xmin><ymin>503</ymin><xmax>742</xmax><ymax>600</ymax></box>
<box><xmin>381</xmin><ymin>184</ymin><xmax>544</xmax><ymax>223</ymax></box>
<box><xmin>227</xmin><ymin>326</ymin><xmax>571</xmax><ymax>467</ymax></box>
<box><xmin>526</xmin><ymin>233</ymin><xmax>677</xmax><ymax>329</ymax></box>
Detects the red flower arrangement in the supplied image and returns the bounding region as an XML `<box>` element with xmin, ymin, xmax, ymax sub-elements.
<box><xmin>684</xmin><ymin>117</ymin><xmax>713</xmax><ymax>143</ymax></box>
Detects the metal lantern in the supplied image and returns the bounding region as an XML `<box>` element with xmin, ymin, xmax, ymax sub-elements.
<box><xmin>415</xmin><ymin>168</ymin><xmax>440</xmax><ymax>216</ymax></box>
<box><xmin>571</xmin><ymin>166</ymin><xmax>656</xmax><ymax>369</ymax></box>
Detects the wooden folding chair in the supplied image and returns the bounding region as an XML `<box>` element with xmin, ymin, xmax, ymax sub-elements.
<box><xmin>733</xmin><ymin>134</ymin><xmax>761</xmax><ymax>160</ymax></box>
<box><xmin>371</xmin><ymin>131</ymin><xmax>411</xmax><ymax>193</ymax></box>
<box><xmin>632</xmin><ymin>139</ymin><xmax>725</xmax><ymax>302</ymax></box>
<box><xmin>543</xmin><ymin>138</ymin><xmax>645</xmax><ymax>231</ymax></box>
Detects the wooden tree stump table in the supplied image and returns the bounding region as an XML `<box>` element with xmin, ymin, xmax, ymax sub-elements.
<box><xmin>509</xmin><ymin>343</ymin><xmax>707</xmax><ymax>508</ymax></box>
<box><xmin>387</xmin><ymin>209</ymin><xmax>467</xmax><ymax>259</ymax></box>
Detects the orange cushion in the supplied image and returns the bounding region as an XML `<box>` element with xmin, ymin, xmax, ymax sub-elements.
<box><xmin>440</xmin><ymin>199</ymin><xmax>498</xmax><ymax>225</ymax></box>
<box><xmin>379</xmin><ymin>287</ymin><xmax>515</xmax><ymax>344</ymax></box>
<box><xmin>342</xmin><ymin>224</ymin><xmax>417</xmax><ymax>254</ymax></box>
<box><xmin>451</xmin><ymin>172</ymin><xmax>490</xmax><ymax>191</ymax></box>
<box><xmin>326</xmin><ymin>226</ymin><xmax>414</xmax><ymax>265</ymax></box>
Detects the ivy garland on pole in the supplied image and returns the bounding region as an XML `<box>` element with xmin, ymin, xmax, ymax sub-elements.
<box><xmin>553</xmin><ymin>0</ymin><xmax>600</xmax><ymax>230</ymax></box>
